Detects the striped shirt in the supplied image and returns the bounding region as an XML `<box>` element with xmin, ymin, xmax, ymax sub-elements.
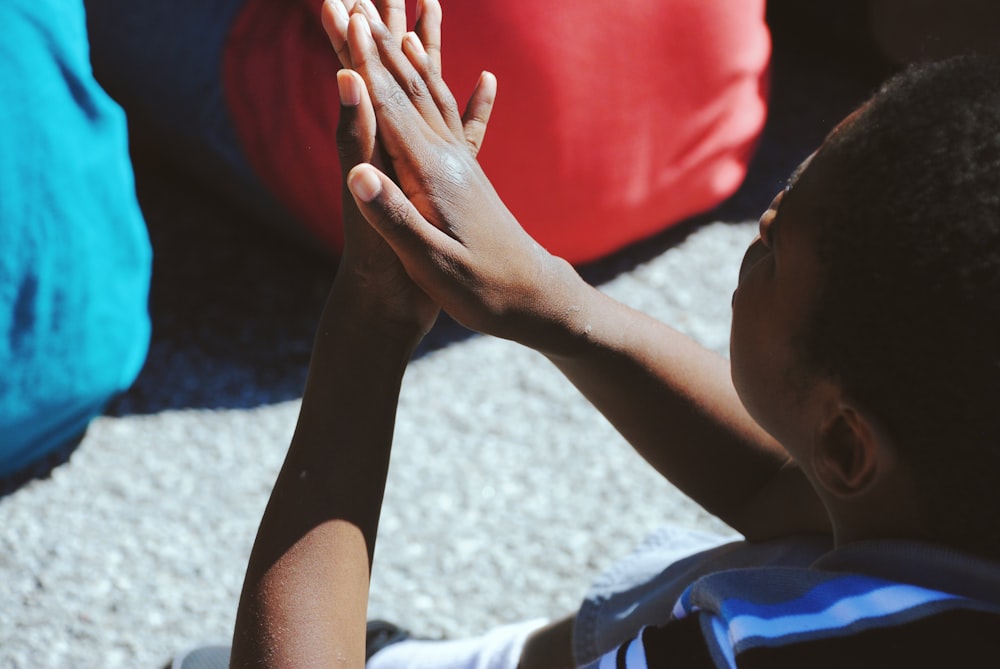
<box><xmin>582</xmin><ymin>540</ymin><xmax>1000</xmax><ymax>668</ymax></box>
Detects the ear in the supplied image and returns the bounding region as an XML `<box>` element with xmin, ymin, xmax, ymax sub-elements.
<box><xmin>812</xmin><ymin>401</ymin><xmax>892</xmax><ymax>499</ymax></box>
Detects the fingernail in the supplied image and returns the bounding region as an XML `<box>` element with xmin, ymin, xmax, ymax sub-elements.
<box><xmin>349</xmin><ymin>166</ymin><xmax>382</xmax><ymax>203</ymax></box>
<box><xmin>405</xmin><ymin>32</ymin><xmax>426</xmax><ymax>56</ymax></box>
<box><xmin>337</xmin><ymin>70</ymin><xmax>361</xmax><ymax>107</ymax></box>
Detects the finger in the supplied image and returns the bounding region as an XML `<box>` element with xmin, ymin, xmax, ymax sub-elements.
<box><xmin>347</xmin><ymin>164</ymin><xmax>465</xmax><ymax>283</ymax></box>
<box><xmin>461</xmin><ymin>71</ymin><xmax>497</xmax><ymax>157</ymax></box>
<box><xmin>411</xmin><ymin>0</ymin><xmax>454</xmax><ymax>135</ymax></box>
<box><xmin>374</xmin><ymin>0</ymin><xmax>407</xmax><ymax>38</ymax></box>
<box><xmin>402</xmin><ymin>32</ymin><xmax>463</xmax><ymax>137</ymax></box>
<box><xmin>336</xmin><ymin>70</ymin><xmax>377</xmax><ymax>174</ymax></box>
<box><xmin>413</xmin><ymin>0</ymin><xmax>442</xmax><ymax>73</ymax></box>
<box><xmin>321</xmin><ymin>0</ymin><xmax>354</xmax><ymax>68</ymax></box>
<box><xmin>345</xmin><ymin>12</ymin><xmax>450</xmax><ymax>150</ymax></box>
<box><xmin>350</xmin><ymin>5</ymin><xmax>455</xmax><ymax>140</ymax></box>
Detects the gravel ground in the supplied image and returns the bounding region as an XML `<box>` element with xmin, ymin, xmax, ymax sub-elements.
<box><xmin>0</xmin><ymin>26</ymin><xmax>881</xmax><ymax>669</ymax></box>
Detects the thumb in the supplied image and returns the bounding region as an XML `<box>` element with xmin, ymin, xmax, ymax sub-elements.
<box><xmin>346</xmin><ymin>163</ymin><xmax>462</xmax><ymax>270</ymax></box>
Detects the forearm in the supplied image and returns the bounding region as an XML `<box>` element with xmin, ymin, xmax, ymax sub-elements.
<box><xmin>324</xmin><ymin>6</ymin><xmax>828</xmax><ymax>541</ymax></box>
<box><xmin>231</xmin><ymin>278</ymin><xmax>422</xmax><ymax>669</ymax></box>
<box><xmin>538</xmin><ymin>271</ymin><xmax>829</xmax><ymax>539</ymax></box>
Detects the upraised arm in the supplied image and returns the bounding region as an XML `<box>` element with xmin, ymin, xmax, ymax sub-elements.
<box><xmin>328</xmin><ymin>1</ymin><xmax>830</xmax><ymax>540</ymax></box>
<box><xmin>230</xmin><ymin>25</ymin><xmax>450</xmax><ymax>669</ymax></box>
<box><xmin>230</xmin><ymin>74</ymin><xmax>419</xmax><ymax>669</ymax></box>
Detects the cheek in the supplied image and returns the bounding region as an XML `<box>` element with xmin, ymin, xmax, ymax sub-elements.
<box><xmin>738</xmin><ymin>238</ymin><xmax>770</xmax><ymax>286</ymax></box>
<box><xmin>729</xmin><ymin>280</ymin><xmax>793</xmax><ymax>434</ymax></box>
<box><xmin>729</xmin><ymin>298</ymin><xmax>759</xmax><ymax>413</ymax></box>
<box><xmin>730</xmin><ymin>251</ymin><xmax>771</xmax><ymax>386</ymax></box>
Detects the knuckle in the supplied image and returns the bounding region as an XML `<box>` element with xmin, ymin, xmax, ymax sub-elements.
<box><xmin>401</xmin><ymin>70</ymin><xmax>429</xmax><ymax>101</ymax></box>
<box><xmin>438</xmin><ymin>89</ymin><xmax>459</xmax><ymax>116</ymax></box>
<box><xmin>381</xmin><ymin>195</ymin><xmax>411</xmax><ymax>230</ymax></box>
<box><xmin>464</xmin><ymin>116</ymin><xmax>486</xmax><ymax>134</ymax></box>
<box><xmin>371</xmin><ymin>81</ymin><xmax>410</xmax><ymax>116</ymax></box>
<box><xmin>464</xmin><ymin>135</ymin><xmax>483</xmax><ymax>156</ymax></box>
<box><xmin>336</xmin><ymin>122</ymin><xmax>365</xmax><ymax>163</ymax></box>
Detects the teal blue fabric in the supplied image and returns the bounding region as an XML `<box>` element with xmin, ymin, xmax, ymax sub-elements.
<box><xmin>0</xmin><ymin>0</ymin><xmax>151</xmax><ymax>478</ymax></box>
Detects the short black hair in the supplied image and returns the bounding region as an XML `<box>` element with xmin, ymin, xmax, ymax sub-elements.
<box><xmin>802</xmin><ymin>55</ymin><xmax>1000</xmax><ymax>558</ymax></box>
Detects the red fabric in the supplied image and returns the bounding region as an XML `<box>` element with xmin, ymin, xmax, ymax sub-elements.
<box><xmin>225</xmin><ymin>0</ymin><xmax>770</xmax><ymax>264</ymax></box>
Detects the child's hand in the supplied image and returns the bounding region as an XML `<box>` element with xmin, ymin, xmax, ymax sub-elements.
<box><xmin>333</xmin><ymin>67</ymin><xmax>440</xmax><ymax>340</ymax></box>
<box><xmin>324</xmin><ymin>0</ymin><xmax>502</xmax><ymax>341</ymax></box>
<box><xmin>323</xmin><ymin>0</ymin><xmax>585</xmax><ymax>353</ymax></box>
<box><xmin>325</xmin><ymin>0</ymin><xmax>437</xmax><ymax>339</ymax></box>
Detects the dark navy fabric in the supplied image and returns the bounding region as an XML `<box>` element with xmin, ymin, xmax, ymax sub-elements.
<box><xmin>84</xmin><ymin>0</ymin><xmax>301</xmax><ymax>236</ymax></box>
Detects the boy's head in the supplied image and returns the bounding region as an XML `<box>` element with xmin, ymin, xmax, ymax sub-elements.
<box><xmin>735</xmin><ymin>55</ymin><xmax>1000</xmax><ymax>556</ymax></box>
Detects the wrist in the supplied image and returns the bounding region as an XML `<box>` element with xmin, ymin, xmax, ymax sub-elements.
<box><xmin>506</xmin><ymin>254</ymin><xmax>599</xmax><ymax>358</ymax></box>
<box><xmin>324</xmin><ymin>273</ymin><xmax>431</xmax><ymax>353</ymax></box>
